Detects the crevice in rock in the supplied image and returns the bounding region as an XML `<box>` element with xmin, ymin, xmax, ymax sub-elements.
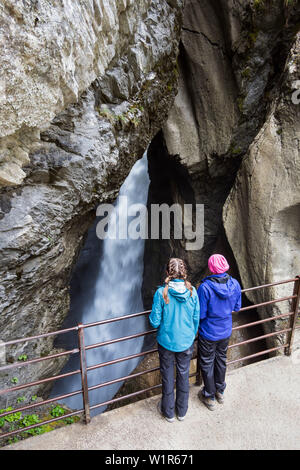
<box><xmin>182</xmin><ymin>26</ymin><xmax>224</xmax><ymax>50</ymax></box>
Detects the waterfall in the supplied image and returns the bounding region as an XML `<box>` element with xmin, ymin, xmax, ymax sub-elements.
<box><xmin>51</xmin><ymin>153</ymin><xmax>150</xmax><ymax>415</ymax></box>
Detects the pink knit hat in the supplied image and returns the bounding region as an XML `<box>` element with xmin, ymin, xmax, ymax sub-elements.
<box><xmin>208</xmin><ymin>254</ymin><xmax>229</xmax><ymax>274</ymax></box>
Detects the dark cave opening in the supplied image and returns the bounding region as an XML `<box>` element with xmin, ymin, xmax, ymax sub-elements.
<box><xmin>141</xmin><ymin>129</ymin><xmax>269</xmax><ymax>369</ymax></box>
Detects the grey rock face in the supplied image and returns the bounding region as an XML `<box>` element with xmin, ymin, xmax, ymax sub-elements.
<box><xmin>0</xmin><ymin>0</ymin><xmax>184</xmax><ymax>402</ymax></box>
<box><xmin>155</xmin><ymin>0</ymin><xmax>299</xmax><ymax>285</ymax></box>
<box><xmin>0</xmin><ymin>0</ymin><xmax>181</xmax><ymax>186</ymax></box>
<box><xmin>223</xmin><ymin>33</ymin><xmax>300</xmax><ymax>338</ymax></box>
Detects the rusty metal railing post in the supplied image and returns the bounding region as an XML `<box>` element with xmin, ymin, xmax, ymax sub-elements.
<box><xmin>286</xmin><ymin>276</ymin><xmax>300</xmax><ymax>356</ymax></box>
<box><xmin>195</xmin><ymin>337</ymin><xmax>202</xmax><ymax>386</ymax></box>
<box><xmin>78</xmin><ymin>324</ymin><xmax>91</xmax><ymax>424</ymax></box>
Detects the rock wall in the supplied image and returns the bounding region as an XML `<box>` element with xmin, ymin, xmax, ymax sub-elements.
<box><xmin>0</xmin><ymin>0</ymin><xmax>180</xmax><ymax>186</ymax></box>
<box><xmin>145</xmin><ymin>0</ymin><xmax>299</xmax><ymax>284</ymax></box>
<box><xmin>0</xmin><ymin>0</ymin><xmax>299</xmax><ymax>406</ymax></box>
<box><xmin>0</xmin><ymin>0</ymin><xmax>184</xmax><ymax>402</ymax></box>
<box><xmin>143</xmin><ymin>0</ymin><xmax>299</xmax><ymax>349</ymax></box>
<box><xmin>223</xmin><ymin>33</ymin><xmax>300</xmax><ymax>335</ymax></box>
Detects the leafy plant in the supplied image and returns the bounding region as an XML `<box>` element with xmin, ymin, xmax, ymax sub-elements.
<box><xmin>20</xmin><ymin>414</ymin><xmax>40</xmax><ymax>426</ymax></box>
<box><xmin>17</xmin><ymin>354</ymin><xmax>28</xmax><ymax>362</ymax></box>
<box><xmin>50</xmin><ymin>405</ymin><xmax>66</xmax><ymax>418</ymax></box>
<box><xmin>64</xmin><ymin>416</ymin><xmax>75</xmax><ymax>425</ymax></box>
<box><xmin>31</xmin><ymin>395</ymin><xmax>37</xmax><ymax>402</ymax></box>
<box><xmin>5</xmin><ymin>411</ymin><xmax>22</xmax><ymax>423</ymax></box>
<box><xmin>8</xmin><ymin>437</ymin><xmax>20</xmax><ymax>445</ymax></box>
<box><xmin>17</xmin><ymin>396</ymin><xmax>26</xmax><ymax>404</ymax></box>
<box><xmin>19</xmin><ymin>413</ymin><xmax>43</xmax><ymax>436</ymax></box>
<box><xmin>0</xmin><ymin>407</ymin><xmax>22</xmax><ymax>423</ymax></box>
<box><xmin>11</xmin><ymin>377</ymin><xmax>19</xmax><ymax>384</ymax></box>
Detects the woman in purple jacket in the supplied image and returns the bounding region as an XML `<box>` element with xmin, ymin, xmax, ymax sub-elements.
<box><xmin>197</xmin><ymin>254</ymin><xmax>241</xmax><ymax>410</ymax></box>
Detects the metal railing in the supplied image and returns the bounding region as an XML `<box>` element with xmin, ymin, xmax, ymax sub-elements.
<box><xmin>0</xmin><ymin>276</ymin><xmax>299</xmax><ymax>440</ymax></box>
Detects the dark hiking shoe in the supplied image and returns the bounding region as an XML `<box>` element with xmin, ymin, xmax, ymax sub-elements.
<box><xmin>157</xmin><ymin>400</ymin><xmax>175</xmax><ymax>423</ymax></box>
<box><xmin>215</xmin><ymin>391</ymin><xmax>225</xmax><ymax>404</ymax></box>
<box><xmin>198</xmin><ymin>391</ymin><xmax>216</xmax><ymax>411</ymax></box>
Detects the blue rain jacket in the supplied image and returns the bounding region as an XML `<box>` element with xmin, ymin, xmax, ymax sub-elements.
<box><xmin>197</xmin><ymin>273</ymin><xmax>242</xmax><ymax>341</ymax></box>
<box><xmin>149</xmin><ymin>279</ymin><xmax>200</xmax><ymax>352</ymax></box>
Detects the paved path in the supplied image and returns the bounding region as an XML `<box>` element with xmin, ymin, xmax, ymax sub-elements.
<box><xmin>5</xmin><ymin>355</ymin><xmax>300</xmax><ymax>450</ymax></box>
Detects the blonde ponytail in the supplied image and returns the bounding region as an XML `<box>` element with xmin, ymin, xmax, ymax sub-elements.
<box><xmin>163</xmin><ymin>276</ymin><xmax>170</xmax><ymax>304</ymax></box>
<box><xmin>162</xmin><ymin>259</ymin><xmax>193</xmax><ymax>304</ymax></box>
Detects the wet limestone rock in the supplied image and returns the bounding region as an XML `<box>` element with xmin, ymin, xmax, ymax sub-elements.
<box><xmin>223</xmin><ymin>33</ymin><xmax>300</xmax><ymax>330</ymax></box>
<box><xmin>154</xmin><ymin>0</ymin><xmax>300</xmax><ymax>282</ymax></box>
<box><xmin>0</xmin><ymin>0</ymin><xmax>184</xmax><ymax>404</ymax></box>
<box><xmin>0</xmin><ymin>0</ymin><xmax>181</xmax><ymax>186</ymax></box>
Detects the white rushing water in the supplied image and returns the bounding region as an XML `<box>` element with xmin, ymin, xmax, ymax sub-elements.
<box><xmin>51</xmin><ymin>153</ymin><xmax>150</xmax><ymax>414</ymax></box>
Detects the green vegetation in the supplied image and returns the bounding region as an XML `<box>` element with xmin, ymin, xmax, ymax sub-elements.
<box><xmin>17</xmin><ymin>354</ymin><xmax>28</xmax><ymax>362</ymax></box>
<box><xmin>241</xmin><ymin>67</ymin><xmax>252</xmax><ymax>79</ymax></box>
<box><xmin>253</xmin><ymin>0</ymin><xmax>296</xmax><ymax>10</ymax></box>
<box><xmin>237</xmin><ymin>96</ymin><xmax>245</xmax><ymax>113</ymax></box>
<box><xmin>10</xmin><ymin>377</ymin><xmax>19</xmax><ymax>384</ymax></box>
<box><xmin>248</xmin><ymin>30</ymin><xmax>259</xmax><ymax>46</ymax></box>
<box><xmin>96</xmin><ymin>102</ymin><xmax>145</xmax><ymax>129</ymax></box>
<box><xmin>50</xmin><ymin>405</ymin><xmax>66</xmax><ymax>418</ymax></box>
<box><xmin>229</xmin><ymin>143</ymin><xmax>242</xmax><ymax>156</ymax></box>
<box><xmin>0</xmin><ymin>401</ymin><xmax>80</xmax><ymax>447</ymax></box>
<box><xmin>0</xmin><ymin>407</ymin><xmax>22</xmax><ymax>427</ymax></box>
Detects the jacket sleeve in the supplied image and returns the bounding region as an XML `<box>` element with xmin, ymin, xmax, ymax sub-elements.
<box><xmin>193</xmin><ymin>290</ymin><xmax>200</xmax><ymax>336</ymax></box>
<box><xmin>197</xmin><ymin>284</ymin><xmax>209</xmax><ymax>320</ymax></box>
<box><xmin>233</xmin><ymin>282</ymin><xmax>242</xmax><ymax>312</ymax></box>
<box><xmin>149</xmin><ymin>289</ymin><xmax>164</xmax><ymax>328</ymax></box>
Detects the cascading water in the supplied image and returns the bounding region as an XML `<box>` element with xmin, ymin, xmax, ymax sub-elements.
<box><xmin>51</xmin><ymin>153</ymin><xmax>150</xmax><ymax>415</ymax></box>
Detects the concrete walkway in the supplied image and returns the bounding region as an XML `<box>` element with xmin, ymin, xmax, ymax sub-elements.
<box><xmin>5</xmin><ymin>355</ymin><xmax>300</xmax><ymax>450</ymax></box>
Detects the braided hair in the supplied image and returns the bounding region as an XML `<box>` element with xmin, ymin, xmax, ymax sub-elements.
<box><xmin>163</xmin><ymin>258</ymin><xmax>193</xmax><ymax>304</ymax></box>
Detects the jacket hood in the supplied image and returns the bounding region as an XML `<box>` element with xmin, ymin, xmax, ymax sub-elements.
<box><xmin>167</xmin><ymin>279</ymin><xmax>191</xmax><ymax>302</ymax></box>
<box><xmin>202</xmin><ymin>274</ymin><xmax>237</xmax><ymax>299</ymax></box>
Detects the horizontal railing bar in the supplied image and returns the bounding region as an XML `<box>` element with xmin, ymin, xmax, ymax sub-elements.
<box><xmin>0</xmin><ymin>389</ymin><xmax>83</xmax><ymax>418</ymax></box>
<box><xmin>2</xmin><ymin>277</ymin><xmax>297</xmax><ymax>350</ymax></box>
<box><xmin>1</xmin><ymin>277</ymin><xmax>296</xmax><ymax>351</ymax></box>
<box><xmin>0</xmin><ymin>409</ymin><xmax>84</xmax><ymax>440</ymax></box>
<box><xmin>234</xmin><ymin>295</ymin><xmax>296</xmax><ymax>313</ymax></box>
<box><xmin>0</xmin><ymin>348</ymin><xmax>79</xmax><ymax>373</ymax></box>
<box><xmin>228</xmin><ymin>328</ymin><xmax>291</xmax><ymax>349</ymax></box>
<box><xmin>0</xmin><ymin>276</ymin><xmax>296</xmax><ymax>428</ymax></box>
<box><xmin>241</xmin><ymin>278</ymin><xmax>297</xmax><ymax>293</ymax></box>
<box><xmin>88</xmin><ymin>366</ymin><xmax>161</xmax><ymax>392</ymax></box>
<box><xmin>227</xmin><ymin>344</ymin><xmax>288</xmax><ymax>365</ymax></box>
<box><xmin>90</xmin><ymin>384</ymin><xmax>162</xmax><ymax>411</ymax></box>
<box><xmin>90</xmin><ymin>371</ymin><xmax>197</xmax><ymax>411</ymax></box>
<box><xmin>0</xmin><ymin>309</ymin><xmax>293</xmax><ymax>376</ymax></box>
<box><xmin>0</xmin><ymin>369</ymin><xmax>81</xmax><ymax>396</ymax></box>
<box><xmin>232</xmin><ymin>311</ymin><xmax>294</xmax><ymax>331</ymax></box>
<box><xmin>85</xmin><ymin>329</ymin><xmax>156</xmax><ymax>350</ymax></box>
<box><xmin>86</xmin><ymin>348</ymin><xmax>158</xmax><ymax>372</ymax></box>
<box><xmin>88</xmin><ymin>354</ymin><xmax>198</xmax><ymax>392</ymax></box>
<box><xmin>82</xmin><ymin>310</ymin><xmax>151</xmax><ymax>329</ymax></box>
<box><xmin>2</xmin><ymin>326</ymin><xmax>79</xmax><ymax>347</ymax></box>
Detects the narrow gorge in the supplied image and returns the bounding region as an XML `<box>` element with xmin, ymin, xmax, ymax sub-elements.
<box><xmin>0</xmin><ymin>0</ymin><xmax>299</xmax><ymax>418</ymax></box>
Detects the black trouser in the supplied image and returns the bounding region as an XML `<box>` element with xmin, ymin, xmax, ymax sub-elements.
<box><xmin>198</xmin><ymin>335</ymin><xmax>230</xmax><ymax>398</ymax></box>
<box><xmin>158</xmin><ymin>343</ymin><xmax>194</xmax><ymax>419</ymax></box>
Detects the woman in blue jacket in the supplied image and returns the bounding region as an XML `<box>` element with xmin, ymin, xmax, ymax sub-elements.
<box><xmin>197</xmin><ymin>254</ymin><xmax>241</xmax><ymax>411</ymax></box>
<box><xmin>149</xmin><ymin>258</ymin><xmax>200</xmax><ymax>422</ymax></box>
